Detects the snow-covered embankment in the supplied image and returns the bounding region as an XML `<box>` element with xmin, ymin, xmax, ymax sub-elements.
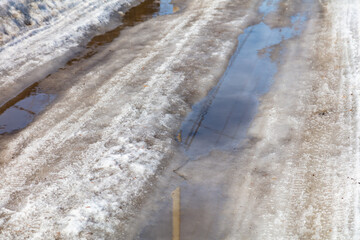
<box><xmin>0</xmin><ymin>0</ymin><xmax>135</xmax><ymax>105</ymax></box>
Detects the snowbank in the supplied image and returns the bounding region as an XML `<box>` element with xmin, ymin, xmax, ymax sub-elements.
<box><xmin>0</xmin><ymin>0</ymin><xmax>135</xmax><ymax>104</ymax></box>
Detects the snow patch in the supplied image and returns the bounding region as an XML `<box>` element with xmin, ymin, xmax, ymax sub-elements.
<box><xmin>0</xmin><ymin>0</ymin><xmax>135</xmax><ymax>104</ymax></box>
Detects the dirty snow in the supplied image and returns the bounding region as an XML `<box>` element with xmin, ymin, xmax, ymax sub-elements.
<box><xmin>225</xmin><ymin>0</ymin><xmax>360</xmax><ymax>239</ymax></box>
<box><xmin>0</xmin><ymin>0</ymin><xmax>255</xmax><ymax>238</ymax></box>
<box><xmin>1</xmin><ymin>0</ymin><xmax>359</xmax><ymax>238</ymax></box>
<box><xmin>0</xmin><ymin>0</ymin><xmax>135</xmax><ymax>105</ymax></box>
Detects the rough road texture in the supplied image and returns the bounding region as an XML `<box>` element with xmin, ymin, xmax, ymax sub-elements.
<box><xmin>0</xmin><ymin>0</ymin><xmax>135</xmax><ymax>105</ymax></box>
<box><xmin>1</xmin><ymin>0</ymin><xmax>360</xmax><ymax>239</ymax></box>
<box><xmin>127</xmin><ymin>1</ymin><xmax>360</xmax><ymax>239</ymax></box>
<box><xmin>226</xmin><ymin>0</ymin><xmax>360</xmax><ymax>239</ymax></box>
<box><xmin>0</xmin><ymin>0</ymin><xmax>259</xmax><ymax>239</ymax></box>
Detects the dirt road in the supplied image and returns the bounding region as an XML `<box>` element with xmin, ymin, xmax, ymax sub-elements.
<box><xmin>0</xmin><ymin>0</ymin><xmax>257</xmax><ymax>238</ymax></box>
<box><xmin>133</xmin><ymin>0</ymin><xmax>360</xmax><ymax>239</ymax></box>
<box><xmin>0</xmin><ymin>0</ymin><xmax>359</xmax><ymax>239</ymax></box>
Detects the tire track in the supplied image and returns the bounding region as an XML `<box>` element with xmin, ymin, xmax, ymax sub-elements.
<box><xmin>0</xmin><ymin>0</ymin><xmax>257</xmax><ymax>238</ymax></box>
<box><xmin>226</xmin><ymin>0</ymin><xmax>360</xmax><ymax>239</ymax></box>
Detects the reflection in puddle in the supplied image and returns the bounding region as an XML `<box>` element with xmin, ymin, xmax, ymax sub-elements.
<box><xmin>138</xmin><ymin>7</ymin><xmax>309</xmax><ymax>240</ymax></box>
<box><xmin>0</xmin><ymin>83</ymin><xmax>55</xmax><ymax>135</ymax></box>
<box><xmin>159</xmin><ymin>0</ymin><xmax>177</xmax><ymax>16</ymax></box>
<box><xmin>179</xmin><ymin>13</ymin><xmax>307</xmax><ymax>158</ymax></box>
<box><xmin>0</xmin><ymin>0</ymin><xmax>176</xmax><ymax>135</ymax></box>
<box><xmin>139</xmin><ymin>182</ymin><xmax>226</xmax><ymax>240</ymax></box>
<box><xmin>259</xmin><ymin>0</ymin><xmax>281</xmax><ymax>16</ymax></box>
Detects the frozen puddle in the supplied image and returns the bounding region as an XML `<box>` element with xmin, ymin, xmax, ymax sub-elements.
<box><xmin>179</xmin><ymin>13</ymin><xmax>307</xmax><ymax>158</ymax></box>
<box><xmin>137</xmin><ymin>3</ymin><xmax>309</xmax><ymax>240</ymax></box>
<box><xmin>0</xmin><ymin>0</ymin><xmax>177</xmax><ymax>135</ymax></box>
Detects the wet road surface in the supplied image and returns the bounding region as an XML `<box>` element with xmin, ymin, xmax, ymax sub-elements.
<box><xmin>0</xmin><ymin>0</ymin><xmax>177</xmax><ymax>135</ymax></box>
<box><xmin>1</xmin><ymin>0</ymin><xmax>359</xmax><ymax>239</ymax></box>
<box><xmin>0</xmin><ymin>0</ymin><xmax>259</xmax><ymax>238</ymax></box>
<box><xmin>179</xmin><ymin>11</ymin><xmax>307</xmax><ymax>158</ymax></box>
<box><xmin>134</xmin><ymin>1</ymin><xmax>312</xmax><ymax>239</ymax></box>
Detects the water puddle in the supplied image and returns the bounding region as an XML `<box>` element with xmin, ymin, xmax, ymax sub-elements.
<box><xmin>0</xmin><ymin>0</ymin><xmax>177</xmax><ymax>135</ymax></box>
<box><xmin>0</xmin><ymin>83</ymin><xmax>55</xmax><ymax>135</ymax></box>
<box><xmin>259</xmin><ymin>0</ymin><xmax>281</xmax><ymax>16</ymax></box>
<box><xmin>138</xmin><ymin>177</ymin><xmax>228</xmax><ymax>240</ymax></box>
<box><xmin>136</xmin><ymin>2</ymin><xmax>309</xmax><ymax>239</ymax></box>
<box><xmin>68</xmin><ymin>0</ymin><xmax>178</xmax><ymax>64</ymax></box>
<box><xmin>179</xmin><ymin>13</ymin><xmax>307</xmax><ymax>158</ymax></box>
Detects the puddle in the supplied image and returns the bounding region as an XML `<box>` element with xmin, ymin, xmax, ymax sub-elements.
<box><xmin>259</xmin><ymin>0</ymin><xmax>281</xmax><ymax>16</ymax></box>
<box><xmin>0</xmin><ymin>0</ymin><xmax>177</xmax><ymax>135</ymax></box>
<box><xmin>0</xmin><ymin>83</ymin><xmax>55</xmax><ymax>135</ymax></box>
<box><xmin>138</xmin><ymin>179</ymin><xmax>227</xmax><ymax>240</ymax></box>
<box><xmin>136</xmin><ymin>3</ymin><xmax>309</xmax><ymax>240</ymax></box>
<box><xmin>68</xmin><ymin>0</ymin><xmax>177</xmax><ymax>65</ymax></box>
<box><xmin>179</xmin><ymin>13</ymin><xmax>307</xmax><ymax>158</ymax></box>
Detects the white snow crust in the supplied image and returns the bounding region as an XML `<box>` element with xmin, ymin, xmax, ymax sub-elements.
<box><xmin>0</xmin><ymin>0</ymin><xmax>134</xmax><ymax>104</ymax></box>
<box><xmin>0</xmin><ymin>0</ymin><xmax>253</xmax><ymax>238</ymax></box>
<box><xmin>224</xmin><ymin>0</ymin><xmax>360</xmax><ymax>239</ymax></box>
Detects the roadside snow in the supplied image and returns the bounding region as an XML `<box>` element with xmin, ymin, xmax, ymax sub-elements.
<box><xmin>0</xmin><ymin>0</ymin><xmax>134</xmax><ymax>105</ymax></box>
<box><xmin>0</xmin><ymin>0</ymin><xmax>254</xmax><ymax>238</ymax></box>
<box><xmin>332</xmin><ymin>0</ymin><xmax>360</xmax><ymax>237</ymax></box>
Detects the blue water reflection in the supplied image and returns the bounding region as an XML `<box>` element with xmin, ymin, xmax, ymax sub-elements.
<box><xmin>179</xmin><ymin>14</ymin><xmax>307</xmax><ymax>158</ymax></box>
<box><xmin>0</xmin><ymin>84</ymin><xmax>55</xmax><ymax>135</ymax></box>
